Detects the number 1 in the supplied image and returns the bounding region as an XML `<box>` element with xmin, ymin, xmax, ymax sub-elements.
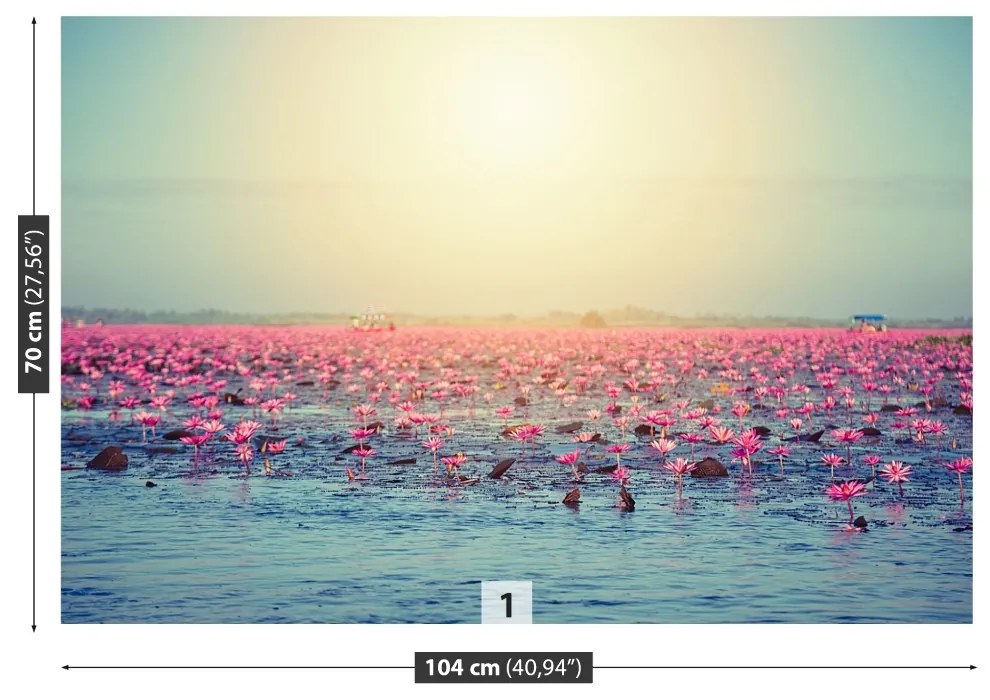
<box><xmin>501</xmin><ymin>592</ymin><xmax>512</xmax><ymax>618</ymax></box>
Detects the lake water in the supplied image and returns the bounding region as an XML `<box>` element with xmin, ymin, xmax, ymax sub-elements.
<box><xmin>62</xmin><ymin>410</ymin><xmax>972</xmax><ymax>624</ymax></box>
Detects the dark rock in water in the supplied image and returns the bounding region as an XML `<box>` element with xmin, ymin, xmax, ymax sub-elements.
<box><xmin>618</xmin><ymin>487</ymin><xmax>636</xmax><ymax>512</ymax></box>
<box><xmin>953</xmin><ymin>405</ymin><xmax>972</xmax><ymax>416</ymax></box>
<box><xmin>295</xmin><ymin>380</ymin><xmax>316</xmax><ymax>386</ymax></box>
<box><xmin>861</xmin><ymin>427</ymin><xmax>882</xmax><ymax>437</ymax></box>
<box><xmin>880</xmin><ymin>404</ymin><xmax>902</xmax><ymax>413</ymax></box>
<box><xmin>751</xmin><ymin>426</ymin><xmax>772</xmax><ymax>437</ymax></box>
<box><xmin>145</xmin><ymin>481</ymin><xmax>157</xmax><ymax>488</ymax></box>
<box><xmin>224</xmin><ymin>392</ymin><xmax>245</xmax><ymax>406</ymax></box>
<box><xmin>148</xmin><ymin>446</ymin><xmax>178</xmax><ymax>454</ymax></box>
<box><xmin>365</xmin><ymin>421</ymin><xmax>384</xmax><ymax>432</ymax></box>
<box><xmin>87</xmin><ymin>446</ymin><xmax>128</xmax><ymax>471</ymax></box>
<box><xmin>514</xmin><ymin>396</ymin><xmax>529</xmax><ymax>406</ymax></box>
<box><xmin>556</xmin><ymin>421</ymin><xmax>583</xmax><ymax>434</ymax></box>
<box><xmin>488</xmin><ymin>458</ymin><xmax>515</xmax><ymax>479</ymax></box>
<box><xmin>501</xmin><ymin>424</ymin><xmax>526</xmax><ymax>437</ymax></box>
<box><xmin>853</xmin><ymin>515</ymin><xmax>868</xmax><ymax>529</ymax></box>
<box><xmin>633</xmin><ymin>424</ymin><xmax>655</xmax><ymax>437</ymax></box>
<box><xmin>691</xmin><ymin>458</ymin><xmax>729</xmax><ymax>478</ymax></box>
<box><xmin>914</xmin><ymin>401</ymin><xmax>928</xmax><ymax>409</ymax></box>
<box><xmin>595</xmin><ymin>464</ymin><xmax>618</xmax><ymax>474</ymax></box>
<box><xmin>340</xmin><ymin>444</ymin><xmax>362</xmax><ymax>454</ymax></box>
<box><xmin>164</xmin><ymin>429</ymin><xmax>194</xmax><ymax>441</ymax></box>
<box><xmin>797</xmin><ymin>429</ymin><xmax>826</xmax><ymax>443</ymax></box>
<box><xmin>387</xmin><ymin>457</ymin><xmax>417</xmax><ymax>465</ymax></box>
<box><xmin>563</xmin><ymin>488</ymin><xmax>581</xmax><ymax>506</ymax></box>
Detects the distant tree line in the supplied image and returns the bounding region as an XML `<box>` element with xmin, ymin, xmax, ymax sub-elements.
<box><xmin>61</xmin><ymin>305</ymin><xmax>972</xmax><ymax>329</ymax></box>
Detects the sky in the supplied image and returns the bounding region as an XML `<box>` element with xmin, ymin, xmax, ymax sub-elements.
<box><xmin>62</xmin><ymin>17</ymin><xmax>973</xmax><ymax>319</ymax></box>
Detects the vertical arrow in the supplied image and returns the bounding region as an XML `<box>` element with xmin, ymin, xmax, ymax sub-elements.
<box><xmin>32</xmin><ymin>17</ymin><xmax>36</xmax><ymax>214</ymax></box>
<box><xmin>31</xmin><ymin>16</ymin><xmax>38</xmax><ymax>633</ymax></box>
<box><xmin>19</xmin><ymin>16</ymin><xmax>50</xmax><ymax>637</ymax></box>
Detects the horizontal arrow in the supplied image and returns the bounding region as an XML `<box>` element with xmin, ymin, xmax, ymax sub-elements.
<box><xmin>64</xmin><ymin>664</ymin><xmax>974</xmax><ymax>671</ymax></box>
<box><xmin>64</xmin><ymin>665</ymin><xmax>413</xmax><ymax>670</ymax></box>
<box><xmin>596</xmin><ymin>665</ymin><xmax>976</xmax><ymax>670</ymax></box>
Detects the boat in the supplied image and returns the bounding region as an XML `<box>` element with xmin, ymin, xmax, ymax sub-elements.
<box><xmin>849</xmin><ymin>314</ymin><xmax>887</xmax><ymax>333</ymax></box>
<box><xmin>350</xmin><ymin>310</ymin><xmax>395</xmax><ymax>332</ymax></box>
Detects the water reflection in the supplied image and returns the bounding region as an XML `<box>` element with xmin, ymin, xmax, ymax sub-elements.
<box><xmin>734</xmin><ymin>478</ymin><xmax>756</xmax><ymax>511</ymax></box>
<box><xmin>232</xmin><ymin>480</ymin><xmax>252</xmax><ymax>504</ymax></box>
<box><xmin>885</xmin><ymin>502</ymin><xmax>907</xmax><ymax>525</ymax></box>
<box><xmin>672</xmin><ymin>495</ymin><xmax>694</xmax><ymax>515</ymax></box>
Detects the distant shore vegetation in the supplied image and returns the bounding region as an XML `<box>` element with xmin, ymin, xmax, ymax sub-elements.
<box><xmin>61</xmin><ymin>306</ymin><xmax>972</xmax><ymax>329</ymax></box>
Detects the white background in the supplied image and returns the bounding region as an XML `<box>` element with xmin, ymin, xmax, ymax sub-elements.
<box><xmin>0</xmin><ymin>1</ymin><xmax>984</xmax><ymax>698</ymax></box>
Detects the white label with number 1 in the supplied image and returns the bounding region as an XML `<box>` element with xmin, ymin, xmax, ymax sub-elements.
<box><xmin>481</xmin><ymin>581</ymin><xmax>532</xmax><ymax>624</ymax></box>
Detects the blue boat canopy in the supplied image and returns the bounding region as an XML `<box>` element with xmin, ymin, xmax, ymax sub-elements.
<box><xmin>851</xmin><ymin>314</ymin><xmax>886</xmax><ymax>322</ymax></box>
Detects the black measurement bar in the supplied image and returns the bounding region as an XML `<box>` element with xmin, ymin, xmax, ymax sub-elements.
<box><xmin>415</xmin><ymin>652</ymin><xmax>592</xmax><ymax>684</ymax></box>
<box><xmin>19</xmin><ymin>215</ymin><xmax>48</xmax><ymax>394</ymax></box>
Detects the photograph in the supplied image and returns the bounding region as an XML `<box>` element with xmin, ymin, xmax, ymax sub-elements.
<box><xmin>59</xmin><ymin>16</ymin><xmax>972</xmax><ymax>624</ymax></box>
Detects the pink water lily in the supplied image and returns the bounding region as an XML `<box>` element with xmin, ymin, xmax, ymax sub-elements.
<box><xmin>821</xmin><ymin>453</ymin><xmax>845</xmax><ymax>481</ymax></box>
<box><xmin>134</xmin><ymin>411</ymin><xmax>160</xmax><ymax>442</ymax></box>
<box><xmin>946</xmin><ymin>457</ymin><xmax>972</xmax><ymax>506</ymax></box>
<box><xmin>649</xmin><ymin>438</ymin><xmax>677</xmax><ymax>460</ymax></box>
<box><xmin>825</xmin><ymin>480</ymin><xmax>867</xmax><ymax>526</ymax></box>
<box><xmin>708</xmin><ymin>425</ymin><xmax>734</xmax><ymax>444</ymax></box>
<box><xmin>422</xmin><ymin>435</ymin><xmax>445</xmax><ymax>473</ymax></box>
<box><xmin>224</xmin><ymin>420</ymin><xmax>262</xmax><ymax>445</ymax></box>
<box><xmin>234</xmin><ymin>443</ymin><xmax>254</xmax><ymax>474</ymax></box>
<box><xmin>863</xmin><ymin>454</ymin><xmax>881</xmax><ymax>483</ymax></box>
<box><xmin>555</xmin><ymin>449</ymin><xmax>581</xmax><ymax>467</ymax></box>
<box><xmin>179</xmin><ymin>432</ymin><xmax>210</xmax><ymax>463</ymax></box>
<box><xmin>768</xmin><ymin>445</ymin><xmax>790</xmax><ymax>475</ymax></box>
<box><xmin>605</xmin><ymin>443</ymin><xmax>632</xmax><ymax>468</ymax></box>
<box><xmin>351</xmin><ymin>427</ymin><xmax>376</xmax><ymax>446</ymax></box>
<box><xmin>663</xmin><ymin>457</ymin><xmax>697</xmax><ymax>496</ymax></box>
<box><xmin>353</xmin><ymin>446</ymin><xmax>376</xmax><ymax>473</ymax></box>
<box><xmin>730</xmin><ymin>429</ymin><xmax>763</xmax><ymax>474</ymax></box>
<box><xmin>832</xmin><ymin>428</ymin><xmax>864</xmax><ymax>465</ymax></box>
<box><xmin>879</xmin><ymin>460</ymin><xmax>912</xmax><ymax>496</ymax></box>
<box><xmin>441</xmin><ymin>454</ymin><xmax>468</xmax><ymax>477</ymax></box>
<box><xmin>262</xmin><ymin>438</ymin><xmax>288</xmax><ymax>476</ymax></box>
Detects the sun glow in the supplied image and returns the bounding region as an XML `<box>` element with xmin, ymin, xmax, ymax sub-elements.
<box><xmin>451</xmin><ymin>45</ymin><xmax>574</xmax><ymax>171</ymax></box>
